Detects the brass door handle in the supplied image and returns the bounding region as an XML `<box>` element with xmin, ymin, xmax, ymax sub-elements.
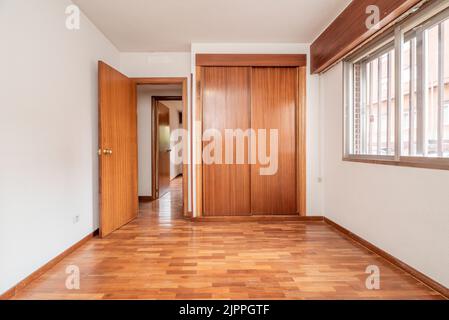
<box><xmin>103</xmin><ymin>149</ymin><xmax>113</xmax><ymax>155</ymax></box>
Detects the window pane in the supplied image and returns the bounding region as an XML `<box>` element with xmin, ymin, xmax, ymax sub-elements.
<box><xmin>425</xmin><ymin>24</ymin><xmax>440</xmax><ymax>157</ymax></box>
<box><xmin>380</xmin><ymin>55</ymin><xmax>388</xmax><ymax>154</ymax></box>
<box><xmin>402</xmin><ymin>40</ymin><xmax>410</xmax><ymax>155</ymax></box>
<box><xmin>352</xmin><ymin>49</ymin><xmax>395</xmax><ymax>156</ymax></box>
<box><xmin>388</xmin><ymin>52</ymin><xmax>396</xmax><ymax>155</ymax></box>
<box><xmin>369</xmin><ymin>58</ymin><xmax>379</xmax><ymax>154</ymax></box>
<box><xmin>377</xmin><ymin>52</ymin><xmax>395</xmax><ymax>155</ymax></box>
<box><xmin>422</xmin><ymin>20</ymin><xmax>449</xmax><ymax>158</ymax></box>
<box><xmin>444</xmin><ymin>20</ymin><xmax>449</xmax><ymax>156</ymax></box>
<box><xmin>402</xmin><ymin>38</ymin><xmax>417</xmax><ymax>156</ymax></box>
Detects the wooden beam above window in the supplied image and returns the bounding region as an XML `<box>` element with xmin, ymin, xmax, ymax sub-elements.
<box><xmin>310</xmin><ymin>0</ymin><xmax>423</xmax><ymax>74</ymax></box>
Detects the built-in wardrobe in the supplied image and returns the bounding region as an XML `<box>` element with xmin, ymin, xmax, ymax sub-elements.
<box><xmin>195</xmin><ymin>54</ymin><xmax>307</xmax><ymax>217</ymax></box>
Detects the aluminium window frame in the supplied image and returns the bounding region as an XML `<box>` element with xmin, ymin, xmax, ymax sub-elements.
<box><xmin>343</xmin><ymin>3</ymin><xmax>449</xmax><ymax>171</ymax></box>
<box><xmin>343</xmin><ymin>33</ymin><xmax>396</xmax><ymax>162</ymax></box>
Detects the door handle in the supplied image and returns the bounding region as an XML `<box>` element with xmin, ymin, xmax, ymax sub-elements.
<box><xmin>103</xmin><ymin>149</ymin><xmax>113</xmax><ymax>155</ymax></box>
<box><xmin>166</xmin><ymin>149</ymin><xmax>172</xmax><ymax>153</ymax></box>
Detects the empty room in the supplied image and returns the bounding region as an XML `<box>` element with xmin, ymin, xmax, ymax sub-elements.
<box><xmin>1</xmin><ymin>0</ymin><xmax>448</xmax><ymax>311</ymax></box>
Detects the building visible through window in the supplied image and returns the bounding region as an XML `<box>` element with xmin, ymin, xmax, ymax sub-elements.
<box><xmin>345</xmin><ymin>7</ymin><xmax>449</xmax><ymax>162</ymax></box>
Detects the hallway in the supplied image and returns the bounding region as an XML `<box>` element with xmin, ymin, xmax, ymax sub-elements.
<box><xmin>13</xmin><ymin>177</ymin><xmax>444</xmax><ymax>300</ymax></box>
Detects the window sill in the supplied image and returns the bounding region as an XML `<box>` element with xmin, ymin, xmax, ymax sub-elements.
<box><xmin>343</xmin><ymin>156</ymin><xmax>449</xmax><ymax>171</ymax></box>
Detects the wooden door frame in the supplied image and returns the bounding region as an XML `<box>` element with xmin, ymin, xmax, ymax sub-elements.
<box><xmin>133</xmin><ymin>77</ymin><xmax>189</xmax><ymax>216</ymax></box>
<box><xmin>151</xmin><ymin>96</ymin><xmax>182</xmax><ymax>200</ymax></box>
<box><xmin>195</xmin><ymin>54</ymin><xmax>307</xmax><ymax>217</ymax></box>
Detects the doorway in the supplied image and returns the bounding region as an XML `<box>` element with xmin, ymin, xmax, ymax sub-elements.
<box><xmin>151</xmin><ymin>96</ymin><xmax>183</xmax><ymax>200</ymax></box>
<box><xmin>98</xmin><ymin>61</ymin><xmax>189</xmax><ymax>237</ymax></box>
<box><xmin>135</xmin><ymin>82</ymin><xmax>188</xmax><ymax>212</ymax></box>
<box><xmin>156</xmin><ymin>100</ymin><xmax>171</xmax><ymax>198</ymax></box>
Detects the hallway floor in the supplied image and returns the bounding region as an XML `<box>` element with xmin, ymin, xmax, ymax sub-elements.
<box><xmin>13</xmin><ymin>178</ymin><xmax>444</xmax><ymax>299</ymax></box>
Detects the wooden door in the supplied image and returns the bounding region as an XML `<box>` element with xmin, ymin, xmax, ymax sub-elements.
<box><xmin>202</xmin><ymin>67</ymin><xmax>251</xmax><ymax>216</ymax></box>
<box><xmin>251</xmin><ymin>67</ymin><xmax>297</xmax><ymax>215</ymax></box>
<box><xmin>157</xmin><ymin>102</ymin><xmax>171</xmax><ymax>198</ymax></box>
<box><xmin>98</xmin><ymin>61</ymin><xmax>138</xmax><ymax>237</ymax></box>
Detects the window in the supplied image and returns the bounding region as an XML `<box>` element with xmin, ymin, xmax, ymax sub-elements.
<box><xmin>344</xmin><ymin>5</ymin><xmax>449</xmax><ymax>168</ymax></box>
<box><xmin>350</xmin><ymin>46</ymin><xmax>395</xmax><ymax>156</ymax></box>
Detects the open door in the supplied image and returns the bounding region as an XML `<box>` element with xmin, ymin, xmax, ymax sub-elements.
<box><xmin>157</xmin><ymin>101</ymin><xmax>171</xmax><ymax>198</ymax></box>
<box><xmin>98</xmin><ymin>61</ymin><xmax>138</xmax><ymax>237</ymax></box>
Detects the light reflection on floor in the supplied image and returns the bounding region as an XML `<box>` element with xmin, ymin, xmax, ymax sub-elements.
<box><xmin>138</xmin><ymin>176</ymin><xmax>183</xmax><ymax>224</ymax></box>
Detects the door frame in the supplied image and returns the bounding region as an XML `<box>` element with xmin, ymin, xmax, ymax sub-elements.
<box><xmin>194</xmin><ymin>54</ymin><xmax>307</xmax><ymax>217</ymax></box>
<box><xmin>133</xmin><ymin>77</ymin><xmax>189</xmax><ymax>216</ymax></box>
<box><xmin>151</xmin><ymin>96</ymin><xmax>182</xmax><ymax>200</ymax></box>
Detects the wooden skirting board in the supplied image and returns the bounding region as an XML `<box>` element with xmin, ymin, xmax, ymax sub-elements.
<box><xmin>323</xmin><ymin>217</ymin><xmax>449</xmax><ymax>299</ymax></box>
<box><xmin>2</xmin><ymin>218</ymin><xmax>448</xmax><ymax>300</ymax></box>
<box><xmin>138</xmin><ymin>196</ymin><xmax>154</xmax><ymax>202</ymax></box>
<box><xmin>0</xmin><ymin>229</ymin><xmax>99</xmax><ymax>300</ymax></box>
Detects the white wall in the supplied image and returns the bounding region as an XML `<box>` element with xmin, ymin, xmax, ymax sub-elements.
<box><xmin>137</xmin><ymin>88</ymin><xmax>152</xmax><ymax>197</ymax></box>
<box><xmin>190</xmin><ymin>43</ymin><xmax>323</xmax><ymax>216</ymax></box>
<box><xmin>120</xmin><ymin>52</ymin><xmax>191</xmax><ymax>78</ymax></box>
<box><xmin>137</xmin><ymin>88</ymin><xmax>183</xmax><ymax>197</ymax></box>
<box><xmin>320</xmin><ymin>63</ymin><xmax>449</xmax><ymax>288</ymax></box>
<box><xmin>0</xmin><ymin>0</ymin><xmax>120</xmax><ymax>294</ymax></box>
<box><xmin>165</xmin><ymin>100</ymin><xmax>184</xmax><ymax>179</ymax></box>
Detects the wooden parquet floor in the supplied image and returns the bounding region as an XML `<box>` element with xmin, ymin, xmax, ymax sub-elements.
<box><xmin>13</xmin><ymin>178</ymin><xmax>444</xmax><ymax>300</ymax></box>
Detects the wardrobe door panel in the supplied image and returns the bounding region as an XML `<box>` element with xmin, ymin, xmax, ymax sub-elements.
<box><xmin>251</xmin><ymin>67</ymin><xmax>297</xmax><ymax>215</ymax></box>
<box><xmin>202</xmin><ymin>67</ymin><xmax>251</xmax><ymax>216</ymax></box>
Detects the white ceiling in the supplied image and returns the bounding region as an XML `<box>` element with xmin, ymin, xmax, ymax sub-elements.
<box><xmin>73</xmin><ymin>0</ymin><xmax>351</xmax><ymax>52</ymax></box>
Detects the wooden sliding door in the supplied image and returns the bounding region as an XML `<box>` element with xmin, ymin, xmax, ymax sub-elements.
<box><xmin>202</xmin><ymin>67</ymin><xmax>251</xmax><ymax>216</ymax></box>
<box><xmin>251</xmin><ymin>68</ymin><xmax>297</xmax><ymax>215</ymax></box>
<box><xmin>197</xmin><ymin>54</ymin><xmax>306</xmax><ymax>217</ymax></box>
